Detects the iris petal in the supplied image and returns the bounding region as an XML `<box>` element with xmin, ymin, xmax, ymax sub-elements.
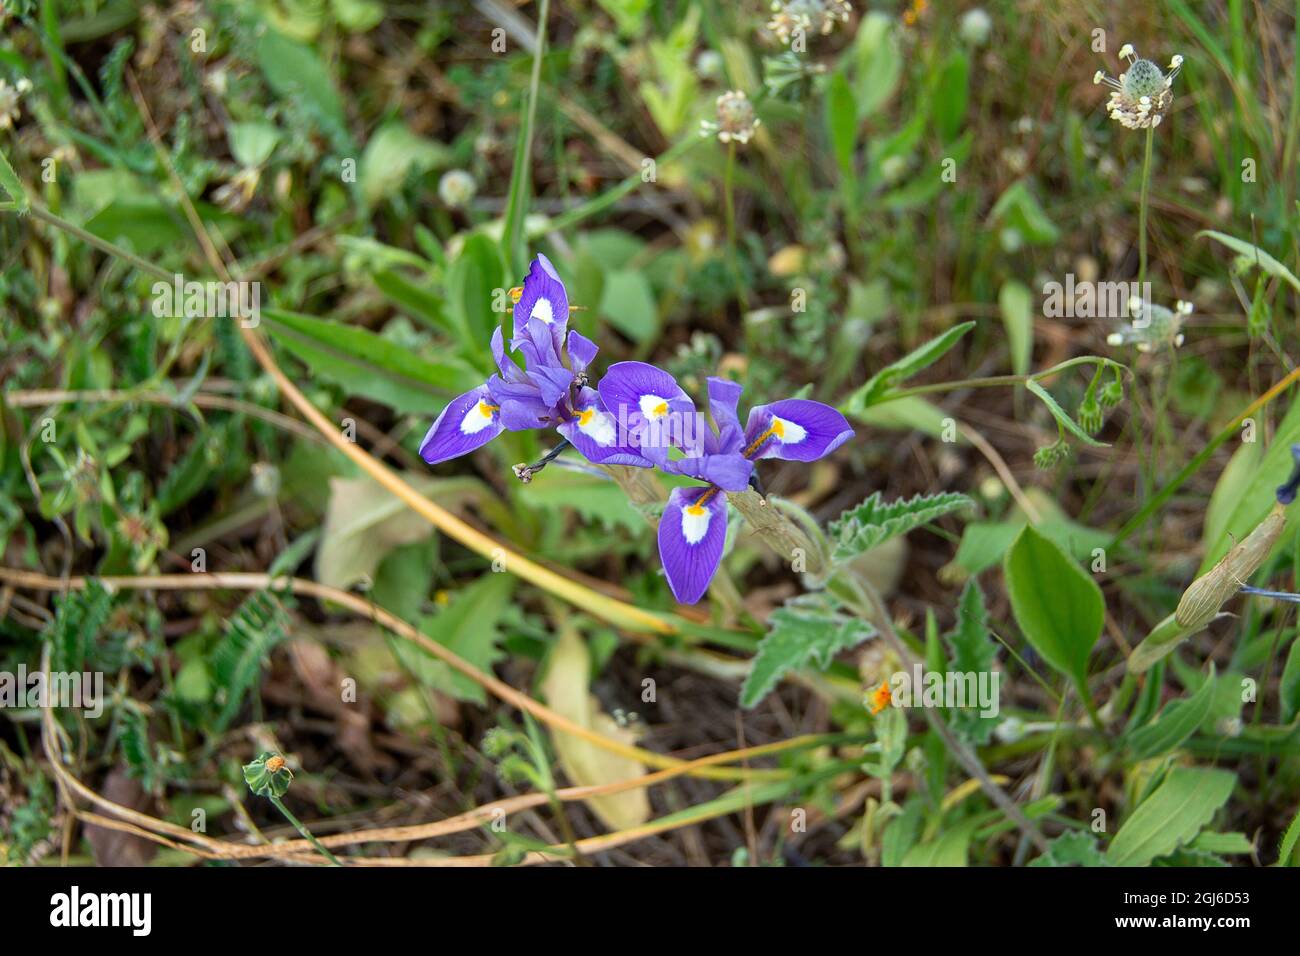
<box><xmin>743</xmin><ymin>399</ymin><xmax>854</xmax><ymax>462</ymax></box>
<box><xmin>419</xmin><ymin>384</ymin><xmax>504</xmax><ymax>464</ymax></box>
<box><xmin>657</xmin><ymin>486</ymin><xmax>728</xmax><ymax>604</ymax></box>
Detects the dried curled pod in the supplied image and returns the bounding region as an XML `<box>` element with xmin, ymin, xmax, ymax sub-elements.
<box><xmin>1174</xmin><ymin>502</ymin><xmax>1287</xmax><ymax>631</ymax></box>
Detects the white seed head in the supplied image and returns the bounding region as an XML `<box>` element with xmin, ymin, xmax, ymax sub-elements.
<box><xmin>438</xmin><ymin>169</ymin><xmax>477</xmax><ymax>208</ymax></box>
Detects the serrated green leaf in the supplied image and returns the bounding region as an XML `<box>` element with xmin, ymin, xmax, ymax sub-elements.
<box><xmin>256</xmin><ymin>27</ymin><xmax>352</xmax><ymax>150</ymax></box>
<box><xmin>1029</xmin><ymin>830</ymin><xmax>1111</xmax><ymax>867</ymax></box>
<box><xmin>741</xmin><ymin>594</ymin><xmax>875</xmax><ymax>708</ymax></box>
<box><xmin>841</xmin><ymin>322</ymin><xmax>975</xmax><ymax>412</ymax></box>
<box><xmin>828</xmin><ymin>491</ymin><xmax>973</xmax><ymax>562</ymax></box>
<box><xmin>1107</xmin><ymin>767</ymin><xmax>1237</xmax><ymax>866</ymax></box>
<box><xmin>944</xmin><ymin>580</ymin><xmax>998</xmax><ymax>744</ymax></box>
<box><xmin>210</xmin><ymin>591</ymin><xmax>292</xmax><ymax>731</ymax></box>
<box><xmin>1127</xmin><ymin>667</ymin><xmax>1217</xmax><ymax>759</ymax></box>
<box><xmin>48</xmin><ymin>580</ymin><xmax>115</xmax><ymax>673</ymax></box>
<box><xmin>396</xmin><ymin>574</ymin><xmax>516</xmax><ymax>706</ymax></box>
<box><xmin>1003</xmin><ymin>524</ymin><xmax>1103</xmax><ymax>690</ymax></box>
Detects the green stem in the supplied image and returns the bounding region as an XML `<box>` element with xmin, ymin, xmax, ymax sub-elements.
<box><xmin>722</xmin><ymin>140</ymin><xmax>747</xmax><ymax>308</ymax></box>
<box><xmin>1137</xmin><ymin>125</ymin><xmax>1154</xmax><ymax>290</ymax></box>
<box><xmin>1108</xmin><ymin>363</ymin><xmax>1300</xmax><ymax>549</ymax></box>
<box><xmin>28</xmin><ymin>203</ymin><xmax>172</xmax><ymax>281</ymax></box>
<box><xmin>869</xmin><ymin>356</ymin><xmax>1126</xmax><ymax>406</ymax></box>
<box><xmin>269</xmin><ymin>795</ymin><xmax>343</xmax><ymax>866</ymax></box>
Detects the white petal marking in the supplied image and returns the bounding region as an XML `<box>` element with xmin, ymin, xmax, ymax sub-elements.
<box><xmin>577</xmin><ymin>407</ymin><xmax>615</xmax><ymax>446</ymax></box>
<box><xmin>681</xmin><ymin>502</ymin><xmax>711</xmax><ymax>545</ymax></box>
<box><xmin>771</xmin><ymin>415</ymin><xmax>807</xmax><ymax>444</ymax></box>
<box><xmin>639</xmin><ymin>393</ymin><xmax>670</xmax><ymax>420</ymax></box>
<box><xmin>460</xmin><ymin>400</ymin><xmax>497</xmax><ymax>435</ymax></box>
<box><xmin>530</xmin><ymin>298</ymin><xmax>555</xmax><ymax>324</ymax></box>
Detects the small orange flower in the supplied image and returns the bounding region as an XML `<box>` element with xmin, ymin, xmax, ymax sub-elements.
<box><xmin>869</xmin><ymin>680</ymin><xmax>892</xmax><ymax>715</ymax></box>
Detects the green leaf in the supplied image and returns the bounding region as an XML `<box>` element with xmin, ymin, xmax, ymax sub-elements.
<box><xmin>848</xmin><ymin>395</ymin><xmax>964</xmax><ymax>442</ymax></box>
<box><xmin>1107</xmin><ymin>767</ymin><xmax>1237</xmax><ymax>866</ymax></box>
<box><xmin>210</xmin><ymin>591</ymin><xmax>292</xmax><ymax>731</ymax></box>
<box><xmin>1187</xmin><ymin>831</ymin><xmax>1253</xmax><ymax>855</ymax></box>
<box><xmin>1003</xmin><ymin>524</ymin><xmax>1103</xmax><ymax>689</ymax></box>
<box><xmin>1025</xmin><ymin>379</ymin><xmax>1107</xmax><ymax>447</ymax></box>
<box><xmin>899</xmin><ymin>818</ymin><xmax>978</xmax><ymax>866</ymax></box>
<box><xmin>741</xmin><ymin>594</ymin><xmax>875</xmax><ymax>708</ymax></box>
<box><xmin>598</xmin><ymin>269</ymin><xmax>659</xmax><ymax>343</ymax></box>
<box><xmin>227</xmin><ymin>121</ymin><xmax>280</xmax><ymax>168</ymax></box>
<box><xmin>998</xmin><ymin>280</ymin><xmax>1033</xmax><ymax>376</ymax></box>
<box><xmin>446</xmin><ymin>233</ymin><xmax>507</xmax><ymax>350</ymax></box>
<box><xmin>373</xmin><ymin>268</ymin><xmax>453</xmax><ymax>335</ymax></box>
<box><xmin>315</xmin><ymin>474</ymin><xmax>462</xmax><ymax>591</ymax></box>
<box><xmin>841</xmin><ymin>321</ymin><xmax>975</xmax><ymax>412</ymax></box>
<box><xmin>262</xmin><ymin>307</ymin><xmax>480</xmax><ymax>414</ymax></box>
<box><xmin>932</xmin><ymin>50</ymin><xmax>969</xmax><ymax>142</ymax></box>
<box><xmin>828</xmin><ymin>491</ymin><xmax>973</xmax><ymax>563</ymax></box>
<box><xmin>1127</xmin><ymin>667</ymin><xmax>1217</xmax><ymax>759</ymax></box>
<box><xmin>988</xmin><ymin>179</ymin><xmax>1059</xmax><ymax>245</ymax></box>
<box><xmin>1198</xmin><ymin>230</ymin><xmax>1300</xmax><ymax>295</ymax></box>
<box><xmin>880</xmin><ymin>798</ymin><xmax>923</xmax><ymax>867</ymax></box>
<box><xmin>946</xmin><ymin>488</ymin><xmax>1109</xmax><ymax>578</ymax></box>
<box><xmin>849</xmin><ymin>12</ymin><xmax>901</xmax><ymax>119</ymax></box>
<box><xmin>0</xmin><ymin>145</ymin><xmax>28</xmax><ymax>212</ymax></box>
<box><xmin>944</xmin><ymin>580</ymin><xmax>998</xmax><ymax>744</ymax></box>
<box><xmin>396</xmin><ymin>573</ymin><xmax>516</xmax><ymax>706</ymax></box>
<box><xmin>1279</xmin><ymin>804</ymin><xmax>1300</xmax><ymax>865</ymax></box>
<box><xmin>48</xmin><ymin>580</ymin><xmax>115</xmax><ymax>673</ymax></box>
<box><xmin>1029</xmin><ymin>831</ymin><xmax>1111</xmax><ymax>867</ymax></box>
<box><xmin>1280</xmin><ymin>638</ymin><xmax>1300</xmax><ymax>723</ymax></box>
<box><xmin>825</xmin><ymin>69</ymin><xmax>857</xmax><ymax>176</ymax></box>
<box><xmin>256</xmin><ymin>28</ymin><xmax>351</xmax><ymax>150</ymax></box>
<box><xmin>359</xmin><ymin>120</ymin><xmax>449</xmax><ymax>206</ymax></box>
<box><xmin>1198</xmin><ymin>397</ymin><xmax>1300</xmax><ymax>572</ymax></box>
<box><xmin>525</xmin><ymin>467</ymin><xmax>655</xmax><ymax>534</ymax></box>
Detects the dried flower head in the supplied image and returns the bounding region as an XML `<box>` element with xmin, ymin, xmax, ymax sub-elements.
<box><xmin>1106</xmin><ymin>297</ymin><xmax>1192</xmax><ymax>352</ymax></box>
<box><xmin>438</xmin><ymin>169</ymin><xmax>476</xmax><ymax>209</ymax></box>
<box><xmin>701</xmin><ymin>90</ymin><xmax>761</xmax><ymax>145</ymax></box>
<box><xmin>959</xmin><ymin>8</ymin><xmax>992</xmax><ymax>47</ymax></box>
<box><xmin>767</xmin><ymin>0</ymin><xmax>852</xmax><ymax>44</ymax></box>
<box><xmin>0</xmin><ymin>78</ymin><xmax>32</xmax><ymax>131</ymax></box>
<box><xmin>1094</xmin><ymin>45</ymin><xmax>1183</xmax><ymax>129</ymax></box>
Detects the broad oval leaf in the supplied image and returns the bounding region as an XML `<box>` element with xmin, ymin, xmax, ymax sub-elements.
<box><xmin>1003</xmin><ymin>524</ymin><xmax>1103</xmax><ymax>688</ymax></box>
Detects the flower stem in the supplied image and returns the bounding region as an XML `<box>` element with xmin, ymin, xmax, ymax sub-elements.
<box><xmin>269</xmin><ymin>795</ymin><xmax>343</xmax><ymax>866</ymax></box>
<box><xmin>723</xmin><ymin>140</ymin><xmax>747</xmax><ymax>308</ymax></box>
<box><xmin>1137</xmin><ymin>125</ymin><xmax>1154</xmax><ymax>290</ymax></box>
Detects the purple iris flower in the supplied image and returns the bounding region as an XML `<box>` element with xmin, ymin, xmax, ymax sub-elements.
<box><xmin>419</xmin><ymin>254</ymin><xmax>649</xmax><ymax>469</ymax></box>
<box><xmin>596</xmin><ymin>365</ymin><xmax>854</xmax><ymax>604</ymax></box>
